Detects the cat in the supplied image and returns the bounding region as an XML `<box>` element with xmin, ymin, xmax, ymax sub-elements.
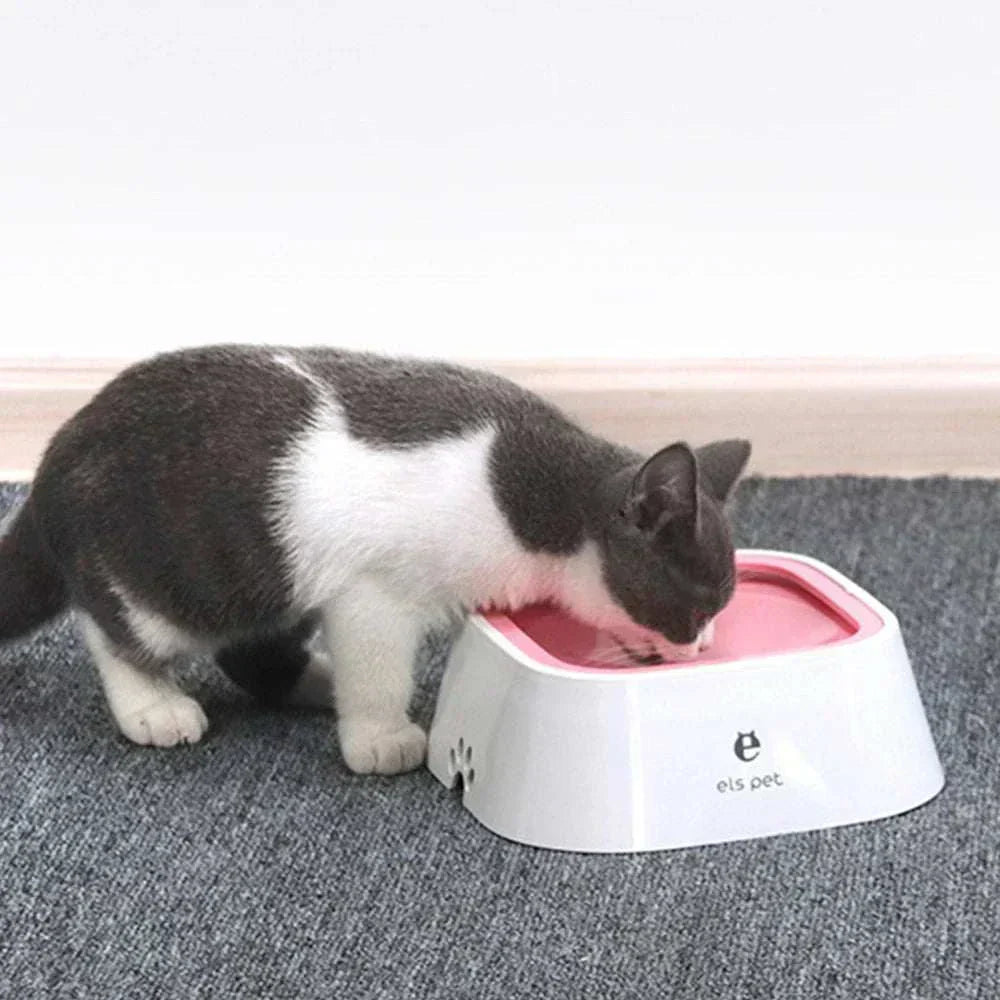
<box><xmin>0</xmin><ymin>345</ymin><xmax>750</xmax><ymax>774</ymax></box>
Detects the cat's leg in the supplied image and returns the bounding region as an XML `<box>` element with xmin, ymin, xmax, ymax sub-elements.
<box><xmin>322</xmin><ymin>580</ymin><xmax>427</xmax><ymax>775</ymax></box>
<box><xmin>286</xmin><ymin>643</ymin><xmax>336</xmax><ymax>709</ymax></box>
<box><xmin>79</xmin><ymin>614</ymin><xmax>208</xmax><ymax>748</ymax></box>
<box><xmin>214</xmin><ymin>612</ymin><xmax>333</xmax><ymax>708</ymax></box>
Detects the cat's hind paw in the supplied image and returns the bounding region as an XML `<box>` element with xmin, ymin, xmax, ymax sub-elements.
<box><xmin>116</xmin><ymin>694</ymin><xmax>209</xmax><ymax>748</ymax></box>
<box><xmin>338</xmin><ymin>720</ymin><xmax>427</xmax><ymax>775</ymax></box>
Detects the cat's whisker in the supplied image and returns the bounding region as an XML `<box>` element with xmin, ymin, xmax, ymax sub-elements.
<box><xmin>587</xmin><ymin>642</ymin><xmax>631</xmax><ymax>666</ymax></box>
<box><xmin>586</xmin><ymin>636</ymin><xmax>634</xmax><ymax>665</ymax></box>
<box><xmin>588</xmin><ymin>634</ymin><xmax>668</xmax><ymax>668</ymax></box>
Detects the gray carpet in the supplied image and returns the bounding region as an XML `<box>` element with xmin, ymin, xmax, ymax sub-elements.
<box><xmin>1</xmin><ymin>478</ymin><xmax>997</xmax><ymax>999</ymax></box>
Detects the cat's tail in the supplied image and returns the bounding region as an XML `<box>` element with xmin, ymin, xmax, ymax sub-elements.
<box><xmin>0</xmin><ymin>498</ymin><xmax>68</xmax><ymax>643</ymax></box>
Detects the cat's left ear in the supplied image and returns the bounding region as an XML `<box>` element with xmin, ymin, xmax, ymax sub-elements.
<box><xmin>695</xmin><ymin>439</ymin><xmax>752</xmax><ymax>502</ymax></box>
<box><xmin>623</xmin><ymin>442</ymin><xmax>698</xmax><ymax>534</ymax></box>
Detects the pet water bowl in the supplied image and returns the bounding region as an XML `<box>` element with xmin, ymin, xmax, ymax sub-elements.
<box><xmin>427</xmin><ymin>550</ymin><xmax>944</xmax><ymax>853</ymax></box>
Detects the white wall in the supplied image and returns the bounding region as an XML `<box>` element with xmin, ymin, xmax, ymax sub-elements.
<box><xmin>1</xmin><ymin>2</ymin><xmax>997</xmax><ymax>361</ymax></box>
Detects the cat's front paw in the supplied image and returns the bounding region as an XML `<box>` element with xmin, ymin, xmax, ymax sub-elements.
<box><xmin>117</xmin><ymin>694</ymin><xmax>208</xmax><ymax>748</ymax></box>
<box><xmin>338</xmin><ymin>720</ymin><xmax>427</xmax><ymax>775</ymax></box>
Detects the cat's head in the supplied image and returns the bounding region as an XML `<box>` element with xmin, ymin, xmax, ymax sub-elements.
<box><xmin>597</xmin><ymin>438</ymin><xmax>750</xmax><ymax>659</ymax></box>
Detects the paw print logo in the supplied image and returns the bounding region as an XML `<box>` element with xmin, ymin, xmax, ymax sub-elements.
<box><xmin>448</xmin><ymin>736</ymin><xmax>476</xmax><ymax>787</ymax></box>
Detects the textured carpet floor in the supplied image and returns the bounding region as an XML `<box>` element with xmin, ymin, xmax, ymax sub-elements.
<box><xmin>1</xmin><ymin>478</ymin><xmax>998</xmax><ymax>999</ymax></box>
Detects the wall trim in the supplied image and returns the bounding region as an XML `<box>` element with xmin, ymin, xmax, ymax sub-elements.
<box><xmin>1</xmin><ymin>356</ymin><xmax>998</xmax><ymax>480</ymax></box>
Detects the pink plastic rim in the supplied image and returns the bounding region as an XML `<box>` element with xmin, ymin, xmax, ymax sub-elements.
<box><xmin>479</xmin><ymin>554</ymin><xmax>885</xmax><ymax>673</ymax></box>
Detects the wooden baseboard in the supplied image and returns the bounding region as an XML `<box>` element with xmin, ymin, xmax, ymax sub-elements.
<box><xmin>2</xmin><ymin>356</ymin><xmax>998</xmax><ymax>480</ymax></box>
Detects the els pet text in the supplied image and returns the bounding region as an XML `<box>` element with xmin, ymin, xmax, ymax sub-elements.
<box><xmin>717</xmin><ymin>730</ymin><xmax>784</xmax><ymax>794</ymax></box>
<box><xmin>716</xmin><ymin>772</ymin><xmax>784</xmax><ymax>794</ymax></box>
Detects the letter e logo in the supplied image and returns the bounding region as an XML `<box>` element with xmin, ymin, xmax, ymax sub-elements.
<box><xmin>734</xmin><ymin>730</ymin><xmax>761</xmax><ymax>762</ymax></box>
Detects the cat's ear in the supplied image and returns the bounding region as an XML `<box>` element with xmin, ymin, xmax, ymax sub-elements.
<box><xmin>695</xmin><ymin>439</ymin><xmax>752</xmax><ymax>503</ymax></box>
<box><xmin>623</xmin><ymin>442</ymin><xmax>698</xmax><ymax>534</ymax></box>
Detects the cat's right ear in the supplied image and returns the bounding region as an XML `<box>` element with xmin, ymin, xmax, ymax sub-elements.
<box><xmin>695</xmin><ymin>439</ymin><xmax>752</xmax><ymax>503</ymax></box>
<box><xmin>621</xmin><ymin>443</ymin><xmax>698</xmax><ymax>535</ymax></box>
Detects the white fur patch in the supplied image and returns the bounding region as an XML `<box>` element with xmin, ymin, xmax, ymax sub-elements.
<box><xmin>560</xmin><ymin>541</ymin><xmax>637</xmax><ymax>631</ymax></box>
<box><xmin>109</xmin><ymin>581</ymin><xmax>210</xmax><ymax>661</ymax></box>
<box><xmin>273</xmin><ymin>401</ymin><xmax>567</xmax><ymax>616</ymax></box>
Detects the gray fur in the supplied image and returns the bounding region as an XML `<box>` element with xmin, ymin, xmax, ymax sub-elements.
<box><xmin>26</xmin><ymin>347</ymin><xmax>317</xmax><ymax>667</ymax></box>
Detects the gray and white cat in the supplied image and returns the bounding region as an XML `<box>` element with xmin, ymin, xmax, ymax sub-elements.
<box><xmin>0</xmin><ymin>346</ymin><xmax>750</xmax><ymax>774</ymax></box>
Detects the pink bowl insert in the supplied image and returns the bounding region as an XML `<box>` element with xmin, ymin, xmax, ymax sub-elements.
<box><xmin>482</xmin><ymin>554</ymin><xmax>884</xmax><ymax>672</ymax></box>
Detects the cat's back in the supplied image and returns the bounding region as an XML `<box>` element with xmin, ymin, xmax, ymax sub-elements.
<box><xmin>297</xmin><ymin>347</ymin><xmax>556</xmax><ymax>444</ymax></box>
<box><xmin>46</xmin><ymin>344</ymin><xmax>554</xmax><ymax>463</ymax></box>
<box><xmin>33</xmin><ymin>344</ymin><xmax>572</xmax><ymax>518</ymax></box>
<box><xmin>35</xmin><ymin>345</ymin><xmax>319</xmax><ymax>497</ymax></box>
